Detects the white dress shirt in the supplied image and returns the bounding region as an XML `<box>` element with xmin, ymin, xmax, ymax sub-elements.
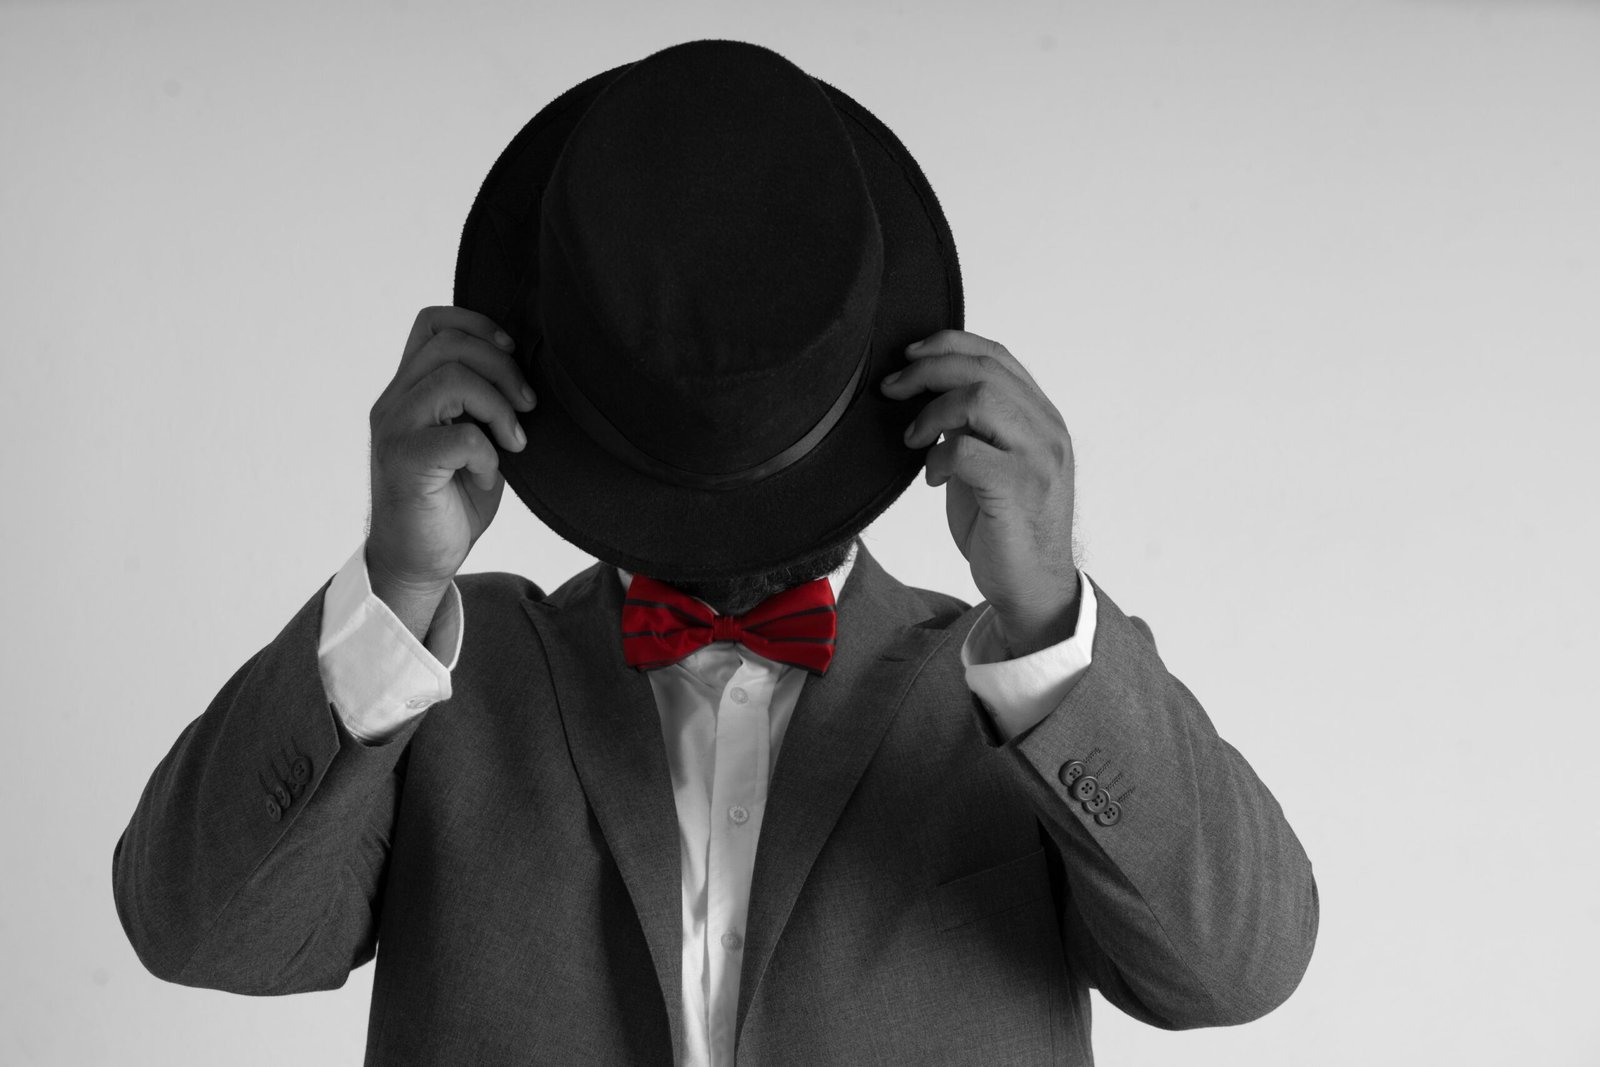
<box><xmin>317</xmin><ymin>539</ymin><xmax>1100</xmax><ymax>1067</ymax></box>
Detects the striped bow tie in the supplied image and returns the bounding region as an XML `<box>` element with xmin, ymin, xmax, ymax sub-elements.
<box><xmin>621</xmin><ymin>573</ymin><xmax>837</xmax><ymax>674</ymax></box>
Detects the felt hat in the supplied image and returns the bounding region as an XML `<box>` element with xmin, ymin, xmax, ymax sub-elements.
<box><xmin>453</xmin><ymin>38</ymin><xmax>963</xmax><ymax>580</ymax></box>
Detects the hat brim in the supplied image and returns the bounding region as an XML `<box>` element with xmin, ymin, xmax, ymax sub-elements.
<box><xmin>453</xmin><ymin>54</ymin><xmax>963</xmax><ymax>580</ymax></box>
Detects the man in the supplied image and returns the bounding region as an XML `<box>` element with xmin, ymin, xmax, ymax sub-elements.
<box><xmin>113</xmin><ymin>38</ymin><xmax>1317</xmax><ymax>1066</ymax></box>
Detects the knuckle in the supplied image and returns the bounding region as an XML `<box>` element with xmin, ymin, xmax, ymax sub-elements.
<box><xmin>1046</xmin><ymin>435</ymin><xmax>1070</xmax><ymax>468</ymax></box>
<box><xmin>996</xmin><ymin>392</ymin><xmax>1025</xmax><ymax>423</ymax></box>
<box><xmin>433</xmin><ymin>360</ymin><xmax>471</xmax><ymax>389</ymax></box>
<box><xmin>470</xmin><ymin>423</ymin><xmax>500</xmax><ymax>458</ymax></box>
<box><xmin>450</xmin><ymin>420</ymin><xmax>485</xmax><ymax>452</ymax></box>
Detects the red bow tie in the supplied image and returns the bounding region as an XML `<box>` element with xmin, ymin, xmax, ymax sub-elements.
<box><xmin>621</xmin><ymin>573</ymin><xmax>837</xmax><ymax>674</ymax></box>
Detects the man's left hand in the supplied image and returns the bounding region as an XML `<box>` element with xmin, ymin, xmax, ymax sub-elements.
<box><xmin>880</xmin><ymin>330</ymin><xmax>1079</xmax><ymax>659</ymax></box>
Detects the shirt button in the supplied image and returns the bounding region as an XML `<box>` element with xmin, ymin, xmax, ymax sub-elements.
<box><xmin>728</xmin><ymin>804</ymin><xmax>750</xmax><ymax>825</ymax></box>
<box><xmin>721</xmin><ymin>931</ymin><xmax>743</xmax><ymax>951</ymax></box>
<box><xmin>406</xmin><ymin>696</ymin><xmax>432</xmax><ymax>710</ymax></box>
<box><xmin>728</xmin><ymin>686</ymin><xmax>749</xmax><ymax>705</ymax></box>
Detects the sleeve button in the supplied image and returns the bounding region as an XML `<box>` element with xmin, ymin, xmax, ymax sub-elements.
<box><xmin>265</xmin><ymin>798</ymin><xmax>282</xmax><ymax>822</ymax></box>
<box><xmin>1085</xmin><ymin>787</ymin><xmax>1110</xmax><ymax>814</ymax></box>
<box><xmin>1071</xmin><ymin>774</ymin><xmax>1099</xmax><ymax>803</ymax></box>
<box><xmin>273</xmin><ymin>784</ymin><xmax>291</xmax><ymax>808</ymax></box>
<box><xmin>1057</xmin><ymin>760</ymin><xmax>1087</xmax><ymax>787</ymax></box>
<box><xmin>1095</xmin><ymin>801</ymin><xmax>1122</xmax><ymax>827</ymax></box>
<box><xmin>290</xmin><ymin>757</ymin><xmax>311</xmax><ymax>783</ymax></box>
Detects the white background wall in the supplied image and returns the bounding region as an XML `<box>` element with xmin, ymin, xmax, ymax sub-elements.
<box><xmin>3</xmin><ymin>1</ymin><xmax>1597</xmax><ymax>1063</ymax></box>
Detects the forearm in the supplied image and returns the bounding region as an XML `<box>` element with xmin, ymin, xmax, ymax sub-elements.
<box><xmin>1005</xmin><ymin>579</ymin><xmax>1318</xmax><ymax>1027</ymax></box>
<box><xmin>112</xmin><ymin>577</ymin><xmax>416</xmax><ymax>994</ymax></box>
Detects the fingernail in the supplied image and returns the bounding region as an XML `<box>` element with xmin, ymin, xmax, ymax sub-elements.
<box><xmin>495</xmin><ymin>330</ymin><xmax>514</xmax><ymax>349</ymax></box>
<box><xmin>513</xmin><ymin>423</ymin><xmax>526</xmax><ymax>448</ymax></box>
<box><xmin>907</xmin><ymin>339</ymin><xmax>926</xmax><ymax>352</ymax></box>
<box><xmin>882</xmin><ymin>371</ymin><xmax>901</xmax><ymax>387</ymax></box>
<box><xmin>903</xmin><ymin>423</ymin><xmax>916</xmax><ymax>444</ymax></box>
<box><xmin>521</xmin><ymin>383</ymin><xmax>536</xmax><ymax>406</ymax></box>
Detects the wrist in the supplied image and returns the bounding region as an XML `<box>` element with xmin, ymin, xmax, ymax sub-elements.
<box><xmin>366</xmin><ymin>550</ymin><xmax>452</xmax><ymax>644</ymax></box>
<box><xmin>994</xmin><ymin>573</ymin><xmax>1081</xmax><ymax>659</ymax></box>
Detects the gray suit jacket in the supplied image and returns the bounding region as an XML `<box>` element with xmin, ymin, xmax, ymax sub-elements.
<box><xmin>113</xmin><ymin>542</ymin><xmax>1317</xmax><ymax>1065</ymax></box>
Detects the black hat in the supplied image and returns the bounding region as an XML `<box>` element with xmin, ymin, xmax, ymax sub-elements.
<box><xmin>453</xmin><ymin>38</ymin><xmax>963</xmax><ymax>580</ymax></box>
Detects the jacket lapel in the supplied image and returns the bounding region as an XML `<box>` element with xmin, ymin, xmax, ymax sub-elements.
<box><xmin>520</xmin><ymin>565</ymin><xmax>686</xmax><ymax>1057</ymax></box>
<box><xmin>735</xmin><ymin>542</ymin><xmax>953</xmax><ymax>1035</ymax></box>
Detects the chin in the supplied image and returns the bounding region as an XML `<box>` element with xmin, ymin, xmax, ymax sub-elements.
<box><xmin>651</xmin><ymin>534</ymin><xmax>857</xmax><ymax>615</ymax></box>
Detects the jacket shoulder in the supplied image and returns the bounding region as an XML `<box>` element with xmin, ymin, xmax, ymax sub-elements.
<box><xmin>455</xmin><ymin>569</ymin><xmax>548</xmax><ymax>610</ymax></box>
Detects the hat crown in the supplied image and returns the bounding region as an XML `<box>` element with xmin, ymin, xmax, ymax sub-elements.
<box><xmin>535</xmin><ymin>39</ymin><xmax>884</xmax><ymax>478</ymax></box>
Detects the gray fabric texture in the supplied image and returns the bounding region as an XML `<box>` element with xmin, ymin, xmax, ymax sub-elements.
<box><xmin>112</xmin><ymin>542</ymin><xmax>1318</xmax><ymax>1065</ymax></box>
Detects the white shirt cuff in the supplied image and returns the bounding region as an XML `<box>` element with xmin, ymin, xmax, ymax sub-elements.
<box><xmin>317</xmin><ymin>540</ymin><xmax>462</xmax><ymax>743</ymax></box>
<box><xmin>960</xmin><ymin>571</ymin><xmax>1098</xmax><ymax>743</ymax></box>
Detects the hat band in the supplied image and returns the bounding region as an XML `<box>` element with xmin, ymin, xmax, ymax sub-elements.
<box><xmin>538</xmin><ymin>334</ymin><xmax>870</xmax><ymax>492</ymax></box>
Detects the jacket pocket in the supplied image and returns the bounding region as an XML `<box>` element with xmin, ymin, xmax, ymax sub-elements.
<box><xmin>930</xmin><ymin>847</ymin><xmax>1052</xmax><ymax>932</ymax></box>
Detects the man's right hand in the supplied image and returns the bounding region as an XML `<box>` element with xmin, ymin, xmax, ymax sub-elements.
<box><xmin>364</xmin><ymin>306</ymin><xmax>536</xmax><ymax>640</ymax></box>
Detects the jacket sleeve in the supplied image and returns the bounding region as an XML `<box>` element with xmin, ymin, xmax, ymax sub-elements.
<box><xmin>986</xmin><ymin>575</ymin><xmax>1319</xmax><ymax>1029</ymax></box>
<box><xmin>111</xmin><ymin>573</ymin><xmax>434</xmax><ymax>996</ymax></box>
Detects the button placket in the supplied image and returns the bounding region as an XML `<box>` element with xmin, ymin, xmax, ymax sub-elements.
<box><xmin>703</xmin><ymin>658</ymin><xmax>773</xmax><ymax>1045</ymax></box>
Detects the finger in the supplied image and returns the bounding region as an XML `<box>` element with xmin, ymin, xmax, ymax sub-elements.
<box><xmin>902</xmin><ymin>329</ymin><xmax>1043</xmax><ymax>393</ymax></box>
<box><xmin>411</xmin><ymin>421</ymin><xmax>502</xmax><ymax>493</ymax></box>
<box><xmin>403</xmin><ymin>305</ymin><xmax>517</xmax><ymax>364</ymax></box>
<box><xmin>384</xmin><ymin>326</ymin><xmax>537</xmax><ymax>421</ymax></box>
<box><xmin>924</xmin><ymin>430</ymin><xmax>1010</xmax><ymax>490</ymax></box>
<box><xmin>903</xmin><ymin>379</ymin><xmax>1035</xmax><ymax>451</ymax></box>
<box><xmin>884</xmin><ymin>349</ymin><xmax>1064</xmax><ymax>439</ymax></box>
<box><xmin>880</xmin><ymin>350</ymin><xmax>1017</xmax><ymax>402</ymax></box>
<box><xmin>391</xmin><ymin>362</ymin><xmax>528</xmax><ymax>456</ymax></box>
